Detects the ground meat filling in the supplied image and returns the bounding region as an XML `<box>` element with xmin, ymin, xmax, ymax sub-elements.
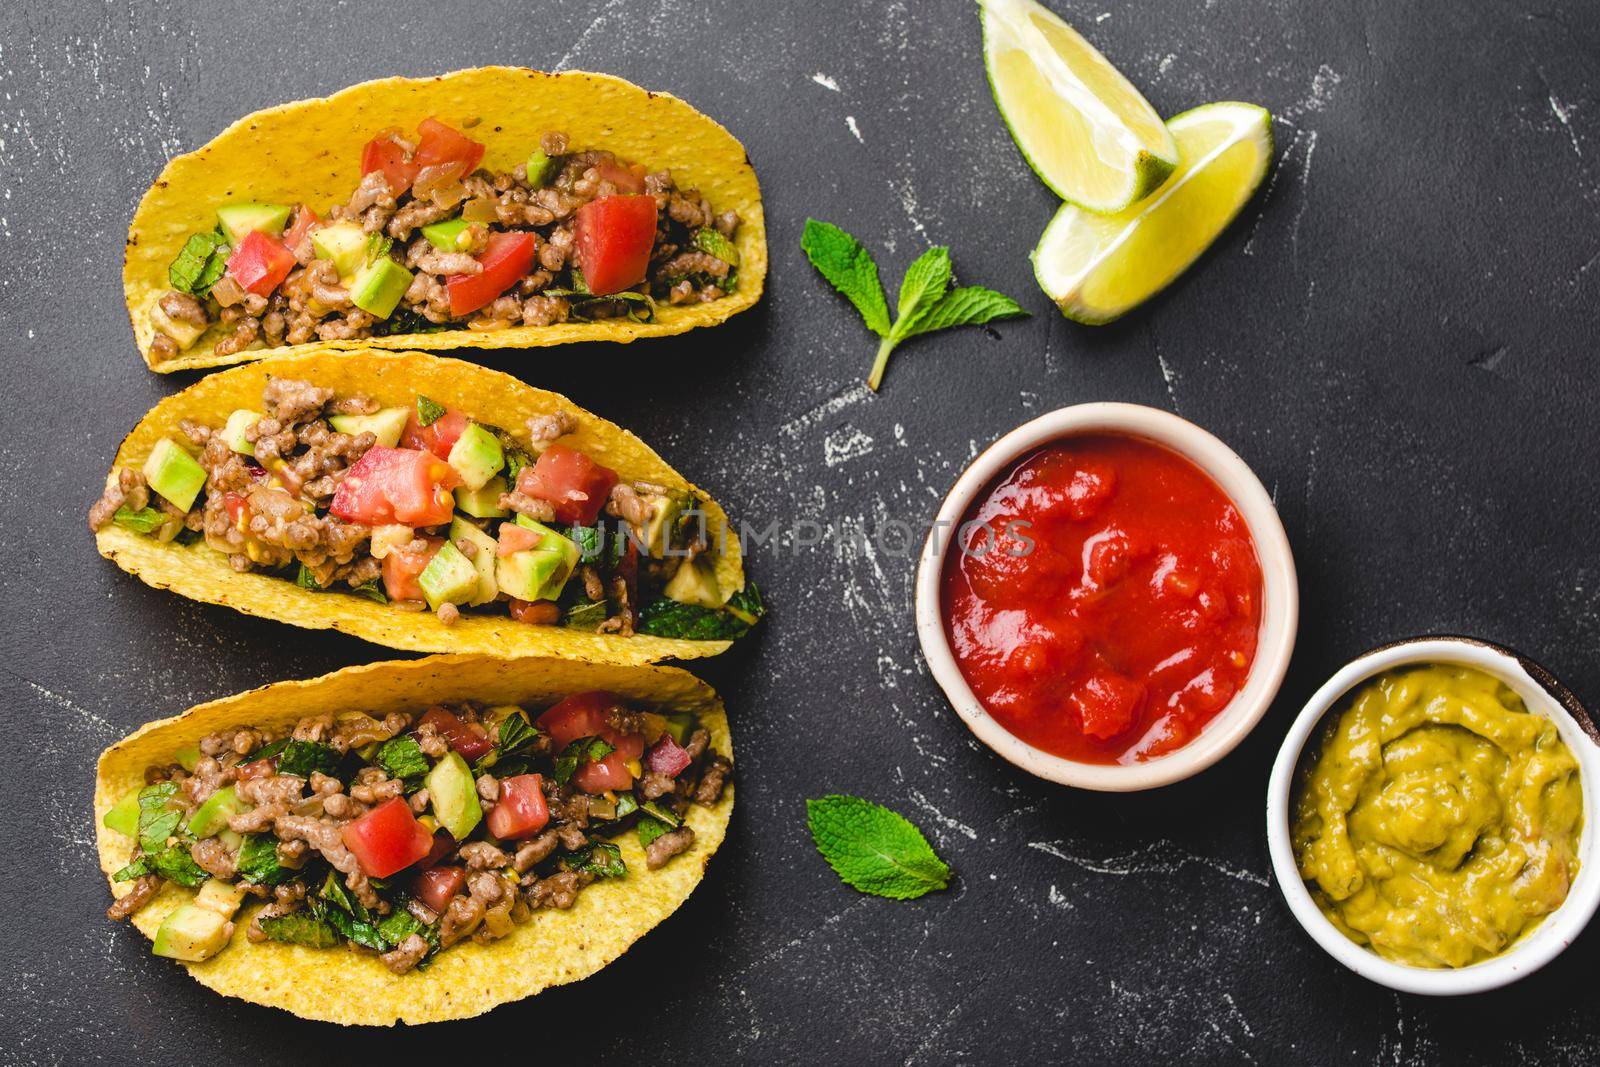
<box><xmin>104</xmin><ymin>700</ymin><xmax>733</xmax><ymax>973</ymax></box>
<box><xmin>149</xmin><ymin>127</ymin><xmax>742</xmax><ymax>356</ymax></box>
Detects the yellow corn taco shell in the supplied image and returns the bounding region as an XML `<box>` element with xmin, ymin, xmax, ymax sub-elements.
<box><xmin>95</xmin><ymin>653</ymin><xmax>734</xmax><ymax>1025</ymax></box>
<box><xmin>95</xmin><ymin>348</ymin><xmax>747</xmax><ymax>664</ymax></box>
<box><xmin>126</xmin><ymin>67</ymin><xmax>766</xmax><ymax>373</ymax></box>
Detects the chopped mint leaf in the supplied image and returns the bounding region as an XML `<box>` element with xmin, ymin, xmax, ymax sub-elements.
<box><xmin>801</xmin><ymin>219</ymin><xmax>1027</xmax><ymax>391</ymax></box>
<box><xmin>475</xmin><ymin>709</ymin><xmax>541</xmax><ymax>775</ymax></box>
<box><xmin>150</xmin><ymin>843</ymin><xmax>208</xmax><ymax>888</ymax></box>
<box><xmin>247</xmin><ymin>738</ymin><xmax>289</xmax><ymax>763</ymax></box>
<box><xmin>568</xmin><ymin>841</ymin><xmax>626</xmax><ymax>879</ymax></box>
<box><xmin>112</xmin><ymin>857</ymin><xmax>152</xmax><ymax>882</ymax></box>
<box><xmin>137</xmin><ymin>782</ymin><xmax>183</xmax><ymax>855</ymax></box>
<box><xmin>636</xmin><ymin>585</ymin><xmax>764</xmax><ymax>641</ymax></box>
<box><xmin>259</xmin><ymin>911</ymin><xmax>340</xmax><ymax>949</ymax></box>
<box><xmin>636</xmin><ymin>814</ymin><xmax>672</xmax><ymax>849</ymax></box>
<box><xmin>350</xmin><ymin>579</ymin><xmax>388</xmax><ymax>604</ymax></box>
<box><xmin>800</xmin><ymin>219</ymin><xmax>891</xmax><ymax>337</ymax></box>
<box><xmin>112</xmin><ymin>506</ymin><xmax>169</xmax><ymax>535</ymax></box>
<box><xmin>275</xmin><ymin>740</ymin><xmax>340</xmax><ymax>778</ymax></box>
<box><xmin>376</xmin><ymin>736</ymin><xmax>429</xmax><ymax>782</ymax></box>
<box><xmin>692</xmin><ymin>226</ymin><xmax>740</xmax><ymax>267</ymax></box>
<box><xmin>504</xmin><ymin>445</ymin><xmax>534</xmax><ymax>484</ymax></box>
<box><xmin>365</xmin><ymin>232</ymin><xmax>394</xmax><ymax>266</ymax></box>
<box><xmin>560</xmin><ymin>596</ymin><xmax>608</xmax><ymax>632</ymax></box>
<box><xmin>416</xmin><ymin>395</ymin><xmax>446</xmax><ymax>427</ymax></box>
<box><xmin>168</xmin><ymin>228</ymin><xmax>230</xmax><ymax>296</ymax></box>
<box><xmin>805</xmin><ymin>795</ymin><xmax>951</xmax><ymax>900</ymax></box>
<box><xmin>236</xmin><ymin>834</ymin><xmax>292</xmax><ymax>886</ymax></box>
<box><xmin>295</xmin><ymin>564</ymin><xmax>326</xmax><ymax>591</ymax></box>
<box><xmin>563</xmin><ymin>524</ymin><xmax>605</xmax><ymax>562</ymax></box>
<box><xmin>376</xmin><ymin>908</ymin><xmax>437</xmax><ymax>953</ymax></box>
<box><xmin>371</xmin><ymin>308</ymin><xmax>449</xmax><ymax>336</ymax></box>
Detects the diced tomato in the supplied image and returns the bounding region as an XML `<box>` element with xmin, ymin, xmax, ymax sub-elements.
<box><xmin>447</xmin><ymin>231</ymin><xmax>537</xmax><ymax>317</ymax></box>
<box><xmin>496</xmin><ymin>523</ymin><xmax>540</xmax><ymax>557</ymax></box>
<box><xmin>516</xmin><ymin>444</ymin><xmax>618</xmax><ymax>525</ymax></box>
<box><xmin>414</xmin><ymin>118</ymin><xmax>485</xmax><ymax>175</ymax></box>
<box><xmin>381</xmin><ymin>536</ymin><xmax>442</xmax><ymax>602</ymax></box>
<box><xmin>644</xmin><ymin>734</ymin><xmax>691</xmax><ymax>777</ymax></box>
<box><xmin>508</xmin><ymin>599</ymin><xmax>561</xmax><ymax>625</ymax></box>
<box><xmin>362</xmin><ymin>129</ymin><xmax>420</xmax><ymax>195</ymax></box>
<box><xmin>400</xmin><ymin>405</ymin><xmax>469</xmax><ymax>459</ymax></box>
<box><xmin>535</xmin><ymin>691</ymin><xmax>615</xmax><ymax>750</ymax></box>
<box><xmin>330</xmin><ymin>446</ymin><xmax>458</xmax><ymax>527</ymax></box>
<box><xmin>236</xmin><ymin>758</ymin><xmax>274</xmax><ymax>780</ymax></box>
<box><xmin>283</xmin><ymin>204</ymin><xmax>319</xmax><ymax>250</ymax></box>
<box><xmin>486</xmin><ymin>774</ymin><xmax>550</xmax><ymax>840</ymax></box>
<box><xmin>595</xmin><ymin>159</ymin><xmax>645</xmax><ymax>195</ymax></box>
<box><xmin>413</xmin><ymin>865</ymin><xmax>466</xmax><ymax>912</ymax></box>
<box><xmin>223</xmin><ymin>491</ymin><xmax>248</xmax><ymax>526</ymax></box>
<box><xmin>1068</xmin><ymin>669</ymin><xmax>1147</xmax><ymax>740</ymax></box>
<box><xmin>415</xmin><ymin>706</ymin><xmax>493</xmax><ymax>761</ymax></box>
<box><xmin>573</xmin><ymin>195</ymin><xmax>658</xmax><ymax>295</ymax></box>
<box><xmin>342</xmin><ymin>797</ymin><xmax>434</xmax><ymax>878</ymax></box>
<box><xmin>226</xmin><ymin>230</ymin><xmax>297</xmax><ymax>297</ymax></box>
<box><xmin>574</xmin><ymin>750</ymin><xmax>635</xmax><ymax>794</ymax></box>
<box><xmin>419</xmin><ymin>829</ymin><xmax>456</xmax><ymax>870</ymax></box>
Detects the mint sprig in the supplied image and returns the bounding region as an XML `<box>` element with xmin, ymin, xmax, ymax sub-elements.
<box><xmin>806</xmin><ymin>794</ymin><xmax>951</xmax><ymax>900</ymax></box>
<box><xmin>800</xmin><ymin>219</ymin><xmax>1028</xmax><ymax>391</ymax></box>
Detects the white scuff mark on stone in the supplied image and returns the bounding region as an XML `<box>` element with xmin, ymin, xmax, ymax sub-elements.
<box><xmin>1019</xmin><ymin>390</ymin><xmax>1039</xmax><ymax>410</ymax></box>
<box><xmin>1029</xmin><ymin>838</ymin><xmax>1271</xmax><ymax>887</ymax></box>
<box><xmin>554</xmin><ymin>0</ymin><xmax>632</xmax><ymax>71</ymax></box>
<box><xmin>779</xmin><ymin>382</ymin><xmax>873</xmax><ymax>439</ymax></box>
<box><xmin>811</xmin><ymin>72</ymin><xmax>841</xmax><ymax>92</ymax></box>
<box><xmin>823</xmin><ymin>424</ymin><xmax>875</xmax><ymax>466</ymax></box>
<box><xmin>1156</xmin><ymin>351</ymin><xmax>1179</xmax><ymax>409</ymax></box>
<box><xmin>1096</xmin><ymin>11</ymin><xmax>1111</xmax><ymax>22</ymax></box>
<box><xmin>1243</xmin><ymin>127</ymin><xmax>1301</xmax><ymax>256</ymax></box>
<box><xmin>1047</xmin><ymin>884</ymin><xmax>1074</xmax><ymax>910</ymax></box>
<box><xmin>1289</xmin><ymin>130</ymin><xmax>1319</xmax><ymax>262</ymax></box>
<box><xmin>894</xmin><ymin>176</ymin><xmax>931</xmax><ymax>243</ymax></box>
<box><xmin>845</xmin><ymin>115</ymin><xmax>864</xmax><ymax>143</ymax></box>
<box><xmin>1158</xmin><ymin>54</ymin><xmax>1176</xmax><ymax>76</ymax></box>
<box><xmin>1282</xmin><ymin>63</ymin><xmax>1343</xmax><ymax>119</ymax></box>
<box><xmin>1550</xmin><ymin>95</ymin><xmax>1583</xmax><ymax>158</ymax></box>
<box><xmin>25</xmin><ymin>678</ymin><xmax>114</xmax><ymax>734</ymax></box>
<box><xmin>909</xmin><ymin>788</ymin><xmax>979</xmax><ymax>840</ymax></box>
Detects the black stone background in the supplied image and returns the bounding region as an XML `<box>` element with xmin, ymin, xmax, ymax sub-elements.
<box><xmin>3</xmin><ymin>0</ymin><xmax>1598</xmax><ymax>1062</ymax></box>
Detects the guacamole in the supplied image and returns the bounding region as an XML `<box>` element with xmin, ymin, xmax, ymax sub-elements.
<box><xmin>1292</xmin><ymin>664</ymin><xmax>1584</xmax><ymax>968</ymax></box>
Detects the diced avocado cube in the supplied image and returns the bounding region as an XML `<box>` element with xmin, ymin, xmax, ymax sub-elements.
<box><xmin>693</xmin><ymin>226</ymin><xmax>740</xmax><ymax>267</ymax></box>
<box><xmin>418</xmin><ymin>541</ymin><xmax>479</xmax><ymax>610</ymax></box>
<box><xmin>454</xmin><ymin>476</ymin><xmax>510</xmax><ymax>519</ymax></box>
<box><xmin>664</xmin><ymin>556</ymin><xmax>724</xmax><ymax>608</ymax></box>
<box><xmin>220</xmin><ymin>410</ymin><xmax>260</xmax><ymax>456</ymax></box>
<box><xmin>526</xmin><ymin>149</ymin><xmax>559</xmax><ymax>187</ymax></box>
<box><xmin>103</xmin><ymin>787</ymin><xmax>142</xmax><ymax>837</ymax></box>
<box><xmin>448</xmin><ymin>517</ymin><xmax>499</xmax><ymax>606</ymax></box>
<box><xmin>420</xmin><ymin>217</ymin><xmax>471</xmax><ymax>253</ymax></box>
<box><xmin>426</xmin><ymin>751</ymin><xmax>483</xmax><ymax>841</ymax></box>
<box><xmin>349</xmin><ymin>257</ymin><xmax>414</xmax><ymax>319</ymax></box>
<box><xmin>446</xmin><ymin>423</ymin><xmax>505</xmax><ymax>491</ymax></box>
<box><xmin>194</xmin><ymin>878</ymin><xmax>246</xmax><ymax>918</ymax></box>
<box><xmin>142</xmin><ymin>438</ymin><xmax>207</xmax><ymax>512</ymax></box>
<box><xmin>309</xmin><ymin>220</ymin><xmax>368</xmax><ymax>278</ymax></box>
<box><xmin>368</xmin><ymin>524</ymin><xmax>415</xmax><ymax>560</ymax></box>
<box><xmin>187</xmin><ymin>785</ymin><xmax>243</xmax><ymax>839</ymax></box>
<box><xmin>501</xmin><ymin>517</ymin><xmax>579</xmax><ymax>600</ymax></box>
<box><xmin>328</xmin><ymin>406</ymin><xmax>410</xmax><ymax>448</ymax></box>
<box><xmin>174</xmin><ymin>745</ymin><xmax>202</xmax><ymax>772</ymax></box>
<box><xmin>150</xmin><ymin>301</ymin><xmax>207</xmax><ymax>350</ymax></box>
<box><xmin>216</xmin><ymin>202</ymin><xmax>292</xmax><ymax>245</ymax></box>
<box><xmin>635</xmin><ymin>488</ymin><xmax>689</xmax><ymax>558</ymax></box>
<box><xmin>152</xmin><ymin>903</ymin><xmax>232</xmax><ymax>962</ymax></box>
<box><xmin>658</xmin><ymin>712</ymin><xmax>699</xmax><ymax>746</ymax></box>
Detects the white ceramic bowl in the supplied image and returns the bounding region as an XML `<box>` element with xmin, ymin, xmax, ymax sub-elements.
<box><xmin>1265</xmin><ymin>636</ymin><xmax>1600</xmax><ymax>995</ymax></box>
<box><xmin>913</xmin><ymin>402</ymin><xmax>1299</xmax><ymax>791</ymax></box>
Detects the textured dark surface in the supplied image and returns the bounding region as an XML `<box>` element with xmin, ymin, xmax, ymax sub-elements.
<box><xmin>3</xmin><ymin>0</ymin><xmax>1599</xmax><ymax>1062</ymax></box>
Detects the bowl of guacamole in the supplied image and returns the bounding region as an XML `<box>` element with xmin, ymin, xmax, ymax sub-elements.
<box><xmin>1266</xmin><ymin>636</ymin><xmax>1600</xmax><ymax>995</ymax></box>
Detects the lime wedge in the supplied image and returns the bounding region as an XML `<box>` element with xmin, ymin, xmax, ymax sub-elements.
<box><xmin>981</xmin><ymin>0</ymin><xmax>1178</xmax><ymax>213</ymax></box>
<box><xmin>1032</xmin><ymin>102</ymin><xmax>1273</xmax><ymax>325</ymax></box>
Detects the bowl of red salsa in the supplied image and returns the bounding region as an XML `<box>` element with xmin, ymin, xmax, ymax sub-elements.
<box><xmin>916</xmin><ymin>403</ymin><xmax>1297</xmax><ymax>790</ymax></box>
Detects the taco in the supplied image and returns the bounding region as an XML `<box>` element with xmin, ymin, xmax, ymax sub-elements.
<box><xmin>90</xmin><ymin>348</ymin><xmax>762</xmax><ymax>664</ymax></box>
<box><xmin>126</xmin><ymin>67</ymin><xmax>766</xmax><ymax>373</ymax></box>
<box><xmin>95</xmin><ymin>653</ymin><xmax>734</xmax><ymax>1025</ymax></box>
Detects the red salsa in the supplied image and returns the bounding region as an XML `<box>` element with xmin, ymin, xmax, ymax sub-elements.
<box><xmin>941</xmin><ymin>434</ymin><xmax>1262</xmax><ymax>764</ymax></box>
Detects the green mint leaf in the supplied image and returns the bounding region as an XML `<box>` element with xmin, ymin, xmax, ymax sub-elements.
<box><xmin>236</xmin><ymin>834</ymin><xmax>293</xmax><ymax>886</ymax></box>
<box><xmin>560</xmin><ymin>596</ymin><xmax>608</xmax><ymax>632</ymax></box>
<box><xmin>637</xmin><ymin>814</ymin><xmax>672</xmax><ymax>849</ymax></box>
<box><xmin>112</xmin><ymin>857</ymin><xmax>153</xmax><ymax>882</ymax></box>
<box><xmin>552</xmin><ymin>736</ymin><xmax>613</xmax><ymax>786</ymax></box>
<box><xmin>898</xmin><ymin>285</ymin><xmax>1028</xmax><ymax>339</ymax></box>
<box><xmin>800</xmin><ymin>219</ymin><xmax>891</xmax><ymax>337</ymax></box>
<box><xmin>375</xmin><ymin>908</ymin><xmax>437</xmax><ymax>953</ymax></box>
<box><xmin>275</xmin><ymin>740</ymin><xmax>340</xmax><ymax>778</ymax></box>
<box><xmin>504</xmin><ymin>445</ymin><xmax>534</xmax><ymax>484</ymax></box>
<box><xmin>351</xmin><ymin>578</ymin><xmax>388</xmax><ymax>604</ymax></box>
<box><xmin>568</xmin><ymin>841</ymin><xmax>627</xmax><ymax>879</ymax></box>
<box><xmin>247</xmin><ymin>738</ymin><xmax>289</xmax><ymax>763</ymax></box>
<box><xmin>376</xmin><ymin>736</ymin><xmax>430</xmax><ymax>782</ymax></box>
<box><xmin>365</xmin><ymin>232</ymin><xmax>394</xmax><ymax>266</ymax></box>
<box><xmin>636</xmin><ymin>597</ymin><xmax>754</xmax><ymax>641</ymax></box>
<box><xmin>692</xmin><ymin>226</ymin><xmax>740</xmax><ymax>267</ymax></box>
<box><xmin>137</xmin><ymin>782</ymin><xmax>184</xmax><ymax>854</ymax></box>
<box><xmin>167</xmin><ymin>229</ymin><xmax>230</xmax><ymax>295</ymax></box>
<box><xmin>150</xmin><ymin>843</ymin><xmax>208</xmax><ymax>888</ymax></box>
<box><xmin>889</xmin><ymin>246</ymin><xmax>953</xmax><ymax>342</ymax></box>
<box><xmin>112</xmin><ymin>506</ymin><xmax>169</xmax><ymax>535</ymax></box>
<box><xmin>259</xmin><ymin>911</ymin><xmax>340</xmax><ymax>949</ymax></box>
<box><xmin>295</xmin><ymin>564</ymin><xmax>325</xmax><ymax>591</ymax></box>
<box><xmin>416</xmin><ymin>395</ymin><xmax>446</xmax><ymax>427</ymax></box>
<box><xmin>805</xmin><ymin>795</ymin><xmax>951</xmax><ymax>900</ymax></box>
